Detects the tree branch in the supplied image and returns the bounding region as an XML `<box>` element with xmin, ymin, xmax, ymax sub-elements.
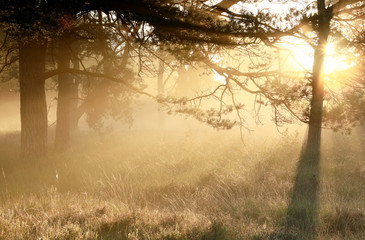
<box><xmin>43</xmin><ymin>68</ymin><xmax>156</xmax><ymax>99</ymax></box>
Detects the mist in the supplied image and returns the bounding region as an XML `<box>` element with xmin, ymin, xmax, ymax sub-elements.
<box><xmin>1</xmin><ymin>1</ymin><xmax>365</xmax><ymax>239</ymax></box>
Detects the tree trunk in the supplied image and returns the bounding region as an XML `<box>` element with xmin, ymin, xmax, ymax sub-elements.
<box><xmin>54</xmin><ymin>37</ymin><xmax>72</xmax><ymax>152</ymax></box>
<box><xmin>285</xmin><ymin>1</ymin><xmax>331</xmax><ymax>233</ymax></box>
<box><xmin>306</xmin><ymin>1</ymin><xmax>331</xmax><ymax>154</ymax></box>
<box><xmin>306</xmin><ymin>48</ymin><xmax>326</xmax><ymax>153</ymax></box>
<box><xmin>19</xmin><ymin>41</ymin><xmax>48</xmax><ymax>160</ymax></box>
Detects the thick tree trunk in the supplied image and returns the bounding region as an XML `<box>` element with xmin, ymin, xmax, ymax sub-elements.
<box><xmin>54</xmin><ymin>37</ymin><xmax>72</xmax><ymax>152</ymax></box>
<box><xmin>19</xmin><ymin>41</ymin><xmax>48</xmax><ymax>160</ymax></box>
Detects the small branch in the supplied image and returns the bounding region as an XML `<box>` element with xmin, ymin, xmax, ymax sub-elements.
<box><xmin>43</xmin><ymin>68</ymin><xmax>158</xmax><ymax>101</ymax></box>
<box><xmin>0</xmin><ymin>29</ymin><xmax>9</xmax><ymax>50</ymax></box>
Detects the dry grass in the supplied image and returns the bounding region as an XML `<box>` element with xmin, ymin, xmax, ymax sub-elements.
<box><xmin>0</xmin><ymin>129</ymin><xmax>364</xmax><ymax>239</ymax></box>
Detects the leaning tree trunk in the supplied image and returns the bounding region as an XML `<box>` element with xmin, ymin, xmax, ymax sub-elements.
<box><xmin>54</xmin><ymin>37</ymin><xmax>72</xmax><ymax>152</ymax></box>
<box><xmin>19</xmin><ymin>41</ymin><xmax>48</xmax><ymax>160</ymax></box>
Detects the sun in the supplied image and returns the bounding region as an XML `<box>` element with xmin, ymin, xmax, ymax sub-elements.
<box><xmin>323</xmin><ymin>41</ymin><xmax>353</xmax><ymax>75</ymax></box>
<box><xmin>284</xmin><ymin>38</ymin><xmax>353</xmax><ymax>88</ymax></box>
<box><xmin>282</xmin><ymin>38</ymin><xmax>351</xmax><ymax>72</ymax></box>
<box><xmin>210</xmin><ymin>38</ymin><xmax>354</xmax><ymax>88</ymax></box>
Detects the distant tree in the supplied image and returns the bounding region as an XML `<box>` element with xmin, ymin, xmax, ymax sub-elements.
<box><xmin>53</xmin><ymin>11</ymin><xmax>137</xmax><ymax>151</ymax></box>
<box><xmin>80</xmin><ymin>11</ymin><xmax>136</xmax><ymax>132</ymax></box>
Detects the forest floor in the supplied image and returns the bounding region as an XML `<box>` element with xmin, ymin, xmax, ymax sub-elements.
<box><xmin>0</xmin><ymin>129</ymin><xmax>364</xmax><ymax>240</ymax></box>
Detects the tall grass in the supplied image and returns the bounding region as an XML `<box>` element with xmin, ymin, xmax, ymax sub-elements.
<box><xmin>0</xmin><ymin>129</ymin><xmax>364</xmax><ymax>239</ymax></box>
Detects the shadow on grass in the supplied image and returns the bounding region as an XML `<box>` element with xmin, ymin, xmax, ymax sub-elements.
<box><xmin>285</xmin><ymin>146</ymin><xmax>320</xmax><ymax>236</ymax></box>
<box><xmin>269</xmin><ymin>137</ymin><xmax>321</xmax><ymax>240</ymax></box>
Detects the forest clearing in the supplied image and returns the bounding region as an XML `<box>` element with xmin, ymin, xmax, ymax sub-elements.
<box><xmin>1</xmin><ymin>0</ymin><xmax>365</xmax><ymax>239</ymax></box>
<box><xmin>0</xmin><ymin>128</ymin><xmax>364</xmax><ymax>239</ymax></box>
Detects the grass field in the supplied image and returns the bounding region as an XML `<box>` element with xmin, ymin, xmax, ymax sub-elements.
<box><xmin>0</xmin><ymin>128</ymin><xmax>364</xmax><ymax>239</ymax></box>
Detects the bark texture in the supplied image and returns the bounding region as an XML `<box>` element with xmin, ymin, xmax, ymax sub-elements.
<box><xmin>19</xmin><ymin>41</ymin><xmax>48</xmax><ymax>160</ymax></box>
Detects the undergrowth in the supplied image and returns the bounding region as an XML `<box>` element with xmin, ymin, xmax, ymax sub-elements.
<box><xmin>0</xmin><ymin>129</ymin><xmax>364</xmax><ymax>239</ymax></box>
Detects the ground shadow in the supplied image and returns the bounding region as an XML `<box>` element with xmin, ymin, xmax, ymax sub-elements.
<box><xmin>285</xmin><ymin>143</ymin><xmax>320</xmax><ymax>237</ymax></box>
<box><xmin>270</xmin><ymin>136</ymin><xmax>321</xmax><ymax>240</ymax></box>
